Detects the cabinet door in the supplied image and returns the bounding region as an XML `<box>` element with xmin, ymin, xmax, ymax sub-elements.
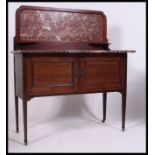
<box><xmin>79</xmin><ymin>55</ymin><xmax>126</xmax><ymax>92</ymax></box>
<box><xmin>27</xmin><ymin>56</ymin><xmax>78</xmax><ymax>95</ymax></box>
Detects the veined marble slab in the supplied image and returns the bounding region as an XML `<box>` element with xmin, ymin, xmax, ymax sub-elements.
<box><xmin>20</xmin><ymin>9</ymin><xmax>104</xmax><ymax>42</ymax></box>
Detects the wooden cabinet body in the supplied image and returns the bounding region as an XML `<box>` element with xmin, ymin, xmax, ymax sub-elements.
<box><xmin>14</xmin><ymin>53</ymin><xmax>127</xmax><ymax>98</ymax></box>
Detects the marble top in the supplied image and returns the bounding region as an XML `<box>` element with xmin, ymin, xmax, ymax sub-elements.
<box><xmin>12</xmin><ymin>49</ymin><xmax>135</xmax><ymax>54</ymax></box>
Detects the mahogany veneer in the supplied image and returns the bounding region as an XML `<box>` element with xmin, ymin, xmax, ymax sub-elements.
<box><xmin>12</xmin><ymin>5</ymin><xmax>135</xmax><ymax>145</ymax></box>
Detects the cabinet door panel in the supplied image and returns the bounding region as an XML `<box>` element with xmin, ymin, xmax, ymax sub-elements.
<box><xmin>79</xmin><ymin>56</ymin><xmax>126</xmax><ymax>91</ymax></box>
<box><xmin>27</xmin><ymin>56</ymin><xmax>78</xmax><ymax>95</ymax></box>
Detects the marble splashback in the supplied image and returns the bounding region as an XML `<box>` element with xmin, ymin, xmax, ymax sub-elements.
<box><xmin>19</xmin><ymin>9</ymin><xmax>104</xmax><ymax>42</ymax></box>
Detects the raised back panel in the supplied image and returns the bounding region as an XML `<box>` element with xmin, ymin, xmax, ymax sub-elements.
<box><xmin>20</xmin><ymin>10</ymin><xmax>104</xmax><ymax>42</ymax></box>
<box><xmin>15</xmin><ymin>6</ymin><xmax>108</xmax><ymax>50</ymax></box>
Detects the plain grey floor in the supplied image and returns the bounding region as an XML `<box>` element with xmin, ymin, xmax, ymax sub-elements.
<box><xmin>8</xmin><ymin>117</ymin><xmax>145</xmax><ymax>153</ymax></box>
<box><xmin>8</xmin><ymin>84</ymin><xmax>146</xmax><ymax>153</ymax></box>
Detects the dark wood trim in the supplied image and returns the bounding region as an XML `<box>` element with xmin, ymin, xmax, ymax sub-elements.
<box><xmin>102</xmin><ymin>15</ymin><xmax>108</xmax><ymax>44</ymax></box>
<box><xmin>14</xmin><ymin>42</ymin><xmax>110</xmax><ymax>50</ymax></box>
<box><xmin>23</xmin><ymin>52</ymin><xmax>127</xmax><ymax>57</ymax></box>
<box><xmin>16</xmin><ymin>5</ymin><xmax>105</xmax><ymax>15</ymax></box>
<box><xmin>24</xmin><ymin>89</ymin><xmax>126</xmax><ymax>100</ymax></box>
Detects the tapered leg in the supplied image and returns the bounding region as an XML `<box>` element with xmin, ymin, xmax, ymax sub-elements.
<box><xmin>15</xmin><ymin>96</ymin><xmax>19</xmax><ymax>133</ymax></box>
<box><xmin>23</xmin><ymin>99</ymin><xmax>28</xmax><ymax>145</ymax></box>
<box><xmin>102</xmin><ymin>92</ymin><xmax>107</xmax><ymax>122</ymax></box>
<box><xmin>121</xmin><ymin>91</ymin><xmax>127</xmax><ymax>131</ymax></box>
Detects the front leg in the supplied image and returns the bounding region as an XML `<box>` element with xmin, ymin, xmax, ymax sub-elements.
<box><xmin>23</xmin><ymin>98</ymin><xmax>28</xmax><ymax>145</ymax></box>
<box><xmin>121</xmin><ymin>90</ymin><xmax>127</xmax><ymax>131</ymax></box>
<box><xmin>102</xmin><ymin>92</ymin><xmax>107</xmax><ymax>123</ymax></box>
<box><xmin>15</xmin><ymin>96</ymin><xmax>19</xmax><ymax>133</ymax></box>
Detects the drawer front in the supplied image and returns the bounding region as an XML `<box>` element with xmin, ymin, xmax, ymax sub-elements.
<box><xmin>79</xmin><ymin>56</ymin><xmax>126</xmax><ymax>92</ymax></box>
<box><xmin>27</xmin><ymin>56</ymin><xmax>78</xmax><ymax>95</ymax></box>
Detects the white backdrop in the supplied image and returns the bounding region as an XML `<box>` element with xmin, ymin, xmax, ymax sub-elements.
<box><xmin>8</xmin><ymin>2</ymin><xmax>146</xmax><ymax>152</ymax></box>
